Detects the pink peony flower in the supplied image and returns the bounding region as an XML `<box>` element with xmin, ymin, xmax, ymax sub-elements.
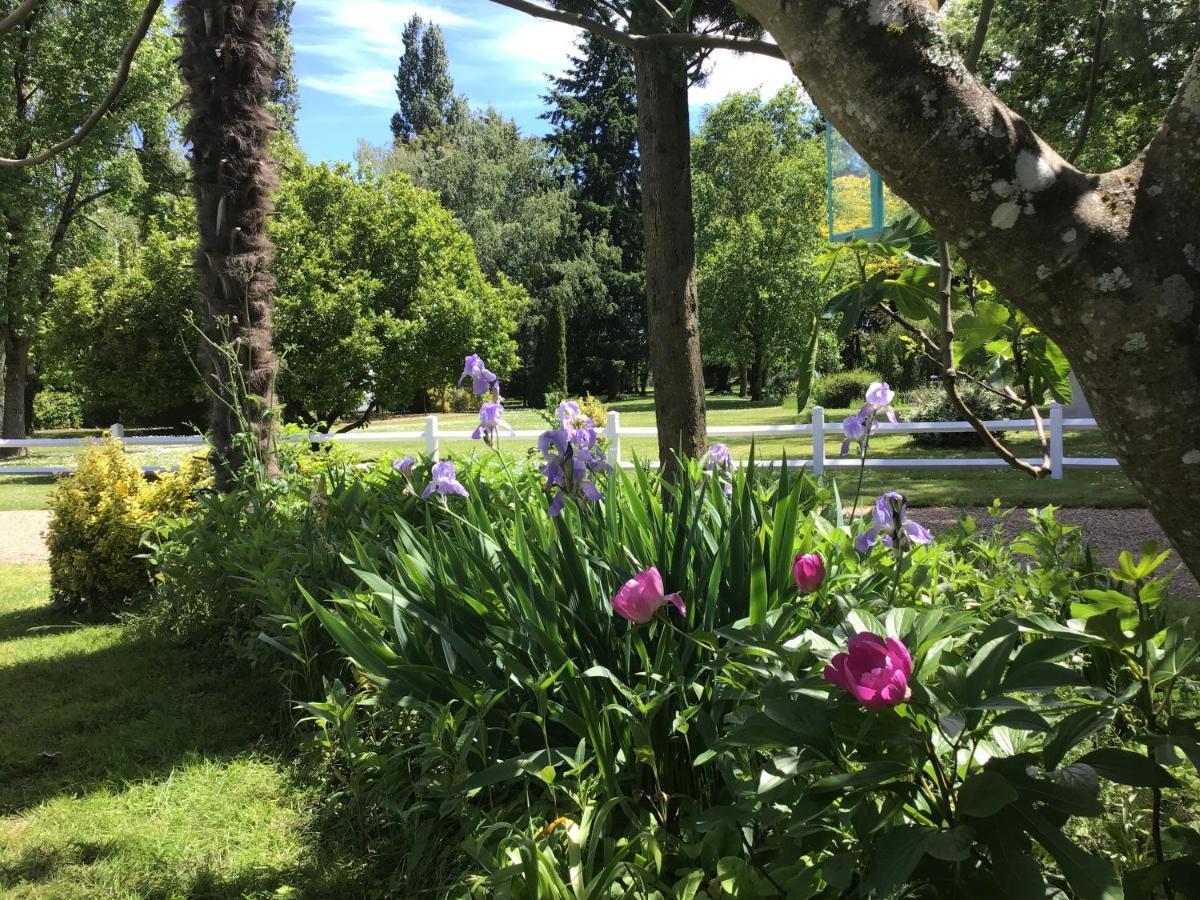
<box><xmin>824</xmin><ymin>633</ymin><xmax>913</xmax><ymax>711</ymax></box>
<box><xmin>612</xmin><ymin>566</ymin><xmax>686</xmax><ymax>624</ymax></box>
<box><xmin>792</xmin><ymin>553</ymin><xmax>826</xmax><ymax>593</ymax></box>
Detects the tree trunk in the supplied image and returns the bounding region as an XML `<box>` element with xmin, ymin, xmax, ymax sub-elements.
<box><xmin>179</xmin><ymin>0</ymin><xmax>280</xmax><ymax>490</ymax></box>
<box><xmin>749</xmin><ymin>347</ymin><xmax>766</xmax><ymax>402</ymax></box>
<box><xmin>738</xmin><ymin>366</ymin><xmax>748</xmax><ymax>398</ymax></box>
<box><xmin>631</xmin><ymin>42</ymin><xmax>707</xmax><ymax>473</ymax></box>
<box><xmin>741</xmin><ymin>0</ymin><xmax>1200</xmax><ymax>578</ymax></box>
<box><xmin>0</xmin><ymin>331</ymin><xmax>29</xmax><ymax>458</ymax></box>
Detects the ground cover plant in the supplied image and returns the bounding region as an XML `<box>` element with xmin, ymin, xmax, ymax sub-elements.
<box><xmin>134</xmin><ymin>373</ymin><xmax>1199</xmax><ymax>896</ymax></box>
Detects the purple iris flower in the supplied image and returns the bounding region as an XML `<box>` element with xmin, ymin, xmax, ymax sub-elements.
<box><xmin>855</xmin><ymin>491</ymin><xmax>933</xmax><ymax>553</ymax></box>
<box><xmin>538</xmin><ymin>408</ymin><xmax>610</xmax><ymax>517</ymax></box>
<box><xmin>864</xmin><ymin>381</ymin><xmax>899</xmax><ymax>424</ymax></box>
<box><xmin>472</xmin><ymin>401</ymin><xmax>514</xmax><ymax>443</ymax></box>
<box><xmin>840</xmin><ymin>412</ymin><xmax>872</xmax><ymax>456</ymax></box>
<box><xmin>421</xmin><ymin>460</ymin><xmax>469</xmax><ymax>499</ymax></box>
<box><xmin>392</xmin><ymin>455</ymin><xmax>416</xmax><ymax>477</ymax></box>
<box><xmin>704</xmin><ymin>443</ymin><xmax>734</xmax><ymax>495</ymax></box>
<box><xmin>459</xmin><ymin>354</ymin><xmax>498</xmax><ymax>396</ymax></box>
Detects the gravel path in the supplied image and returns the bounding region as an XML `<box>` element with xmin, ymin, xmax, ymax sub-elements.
<box><xmin>0</xmin><ymin>511</ymin><xmax>50</xmax><ymax>564</ymax></box>
<box><xmin>1</xmin><ymin>506</ymin><xmax>1195</xmax><ymax>596</ymax></box>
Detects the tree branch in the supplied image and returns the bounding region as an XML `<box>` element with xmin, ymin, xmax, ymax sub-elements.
<box><xmin>486</xmin><ymin>0</ymin><xmax>785</xmax><ymax>59</ymax></box>
<box><xmin>935</xmin><ymin>240</ymin><xmax>1050</xmax><ymax>477</ymax></box>
<box><xmin>963</xmin><ymin>0</ymin><xmax>993</xmax><ymax>72</ymax></box>
<box><xmin>0</xmin><ymin>0</ymin><xmax>45</xmax><ymax>37</ymax></box>
<box><xmin>0</xmin><ymin>0</ymin><xmax>163</xmax><ymax>168</ymax></box>
<box><xmin>1143</xmin><ymin>49</ymin><xmax>1200</xmax><ymax>208</ymax></box>
<box><xmin>1066</xmin><ymin>0</ymin><xmax>1111</xmax><ymax>164</ymax></box>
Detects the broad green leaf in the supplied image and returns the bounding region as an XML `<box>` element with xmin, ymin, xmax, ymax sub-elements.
<box><xmin>860</xmin><ymin>825</ymin><xmax>930</xmax><ymax>897</ymax></box>
<box><xmin>1077</xmin><ymin>748</ymin><xmax>1180</xmax><ymax>788</ymax></box>
<box><xmin>958</xmin><ymin>771</ymin><xmax>1019</xmax><ymax>817</ymax></box>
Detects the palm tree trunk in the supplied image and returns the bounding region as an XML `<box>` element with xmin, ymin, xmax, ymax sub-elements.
<box><xmin>178</xmin><ymin>0</ymin><xmax>280</xmax><ymax>489</ymax></box>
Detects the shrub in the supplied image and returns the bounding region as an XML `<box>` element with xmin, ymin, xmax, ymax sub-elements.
<box><xmin>46</xmin><ymin>441</ymin><xmax>210</xmax><ymax>616</ymax></box>
<box><xmin>908</xmin><ymin>381</ymin><xmax>1014</xmax><ymax>448</ymax></box>
<box><xmin>32</xmin><ymin>390</ymin><xmax>83</xmax><ymax>431</ymax></box>
<box><xmin>812</xmin><ymin>368</ymin><xmax>882</xmax><ymax>408</ymax></box>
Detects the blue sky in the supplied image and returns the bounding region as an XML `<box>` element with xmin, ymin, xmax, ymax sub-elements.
<box><xmin>292</xmin><ymin>1</ymin><xmax>798</xmax><ymax>162</ymax></box>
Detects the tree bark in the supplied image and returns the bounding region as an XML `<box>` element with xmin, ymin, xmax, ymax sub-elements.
<box><xmin>179</xmin><ymin>0</ymin><xmax>280</xmax><ymax>490</ymax></box>
<box><xmin>1</xmin><ymin>330</ymin><xmax>29</xmax><ymax>456</ymax></box>
<box><xmin>749</xmin><ymin>346</ymin><xmax>766</xmax><ymax>402</ymax></box>
<box><xmin>631</xmin><ymin>41</ymin><xmax>707</xmax><ymax>473</ymax></box>
<box><xmin>740</xmin><ymin>0</ymin><xmax>1200</xmax><ymax>578</ymax></box>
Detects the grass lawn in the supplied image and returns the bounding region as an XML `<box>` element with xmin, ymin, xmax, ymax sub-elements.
<box><xmin>0</xmin><ymin>394</ymin><xmax>1141</xmax><ymax>510</ymax></box>
<box><xmin>0</xmin><ymin>565</ymin><xmax>360</xmax><ymax>898</ymax></box>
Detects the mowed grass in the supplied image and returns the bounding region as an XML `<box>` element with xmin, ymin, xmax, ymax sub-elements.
<box><xmin>0</xmin><ymin>565</ymin><xmax>359</xmax><ymax>898</ymax></box>
<box><xmin>0</xmin><ymin>394</ymin><xmax>1141</xmax><ymax>509</ymax></box>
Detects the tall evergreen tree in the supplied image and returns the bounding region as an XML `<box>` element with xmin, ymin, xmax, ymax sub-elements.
<box><xmin>544</xmin><ymin>33</ymin><xmax>644</xmax><ymax>398</ymax></box>
<box><xmin>390</xmin><ymin>16</ymin><xmax>464</xmax><ymax>143</ymax></box>
<box><xmin>268</xmin><ymin>0</ymin><xmax>299</xmax><ymax>134</ymax></box>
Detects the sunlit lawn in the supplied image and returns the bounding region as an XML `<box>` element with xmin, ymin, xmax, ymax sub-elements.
<box><xmin>0</xmin><ymin>394</ymin><xmax>1139</xmax><ymax>509</ymax></box>
<box><xmin>0</xmin><ymin>564</ymin><xmax>362</xmax><ymax>898</ymax></box>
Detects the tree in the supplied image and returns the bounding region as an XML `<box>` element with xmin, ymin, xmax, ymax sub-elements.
<box><xmin>270</xmin><ymin>161</ymin><xmax>525</xmax><ymax>425</ymax></box>
<box><xmin>692</xmin><ymin>87</ymin><xmax>827</xmax><ymax>401</ymax></box>
<box><xmin>40</xmin><ymin>222</ymin><xmax>205</xmax><ymax>426</ymax></box>
<box><xmin>737</xmin><ymin>0</ymin><xmax>1200</xmax><ymax>574</ymax></box>
<box><xmin>268</xmin><ymin>0</ymin><xmax>299</xmax><ymax>134</ymax></box>
<box><xmin>488</xmin><ymin>0</ymin><xmax>785</xmax><ymax>469</ymax></box>
<box><xmin>390</xmin><ymin>15</ymin><xmax>465</xmax><ymax>144</ymax></box>
<box><xmin>415</xmin><ymin>108</ymin><xmax>615</xmax><ymax>407</ymax></box>
<box><xmin>0</xmin><ymin>0</ymin><xmax>175</xmax><ymax>454</ymax></box>
<box><xmin>544</xmin><ymin>32</ymin><xmax>645</xmax><ymax>398</ymax></box>
<box><xmin>178</xmin><ymin>0</ymin><xmax>280</xmax><ymax>489</ymax></box>
<box><xmin>944</xmin><ymin>0</ymin><xmax>1198</xmax><ymax>172</ymax></box>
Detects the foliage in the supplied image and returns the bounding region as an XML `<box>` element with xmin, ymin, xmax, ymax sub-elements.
<box><xmin>944</xmin><ymin>0</ymin><xmax>1200</xmax><ymax>172</ymax></box>
<box><xmin>32</xmin><ymin>390</ymin><xmax>82</xmax><ymax>431</ymax></box>
<box><xmin>270</xmin><ymin>161</ymin><xmax>525</xmax><ymax>425</ymax></box>
<box><xmin>543</xmin><ymin>32</ymin><xmax>645</xmax><ymax>397</ymax></box>
<box><xmin>390</xmin><ymin>15</ymin><xmax>466</xmax><ymax>144</ymax></box>
<box><xmin>908</xmin><ymin>383</ymin><xmax>1012</xmax><ymax>449</ymax></box>
<box><xmin>693</xmin><ymin>88</ymin><xmax>828</xmax><ymax>400</ymax></box>
<box><xmin>812</xmin><ymin>369</ymin><xmax>884</xmax><ymax>409</ymax></box>
<box><xmin>859</xmin><ymin>320</ymin><xmax>930</xmax><ymax>392</ymax></box>
<box><xmin>40</xmin><ymin>223</ymin><xmax>204</xmax><ymax>427</ymax></box>
<box><xmin>46</xmin><ymin>441</ymin><xmax>209</xmax><ymax>616</ymax></box>
<box><xmin>265</xmin><ymin>455</ymin><xmax>1199</xmax><ymax>896</ymax></box>
<box><xmin>0</xmin><ymin>0</ymin><xmax>179</xmax><ymax>438</ymax></box>
<box><xmin>415</xmin><ymin>109</ymin><xmax>619</xmax><ymax>403</ymax></box>
<box><xmin>267</xmin><ymin>0</ymin><xmax>300</xmax><ymax>134</ymax></box>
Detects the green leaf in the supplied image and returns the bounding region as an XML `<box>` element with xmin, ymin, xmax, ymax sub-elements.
<box><xmin>925</xmin><ymin>825</ymin><xmax>975</xmax><ymax>862</ymax></box>
<box><xmin>953</xmin><ymin>300</ymin><xmax>1010</xmax><ymax>359</ymax></box>
<box><xmin>1044</xmin><ymin>708</ymin><xmax>1116</xmax><ymax>769</ymax></box>
<box><xmin>860</xmin><ymin>825</ymin><xmax>930</xmax><ymax>897</ymax></box>
<box><xmin>958</xmin><ymin>771</ymin><xmax>1019</xmax><ymax>818</ymax></box>
<box><xmin>1014</xmin><ymin>805</ymin><xmax>1124</xmax><ymax>900</ymax></box>
<box><xmin>1077</xmin><ymin>748</ymin><xmax>1180</xmax><ymax>788</ymax></box>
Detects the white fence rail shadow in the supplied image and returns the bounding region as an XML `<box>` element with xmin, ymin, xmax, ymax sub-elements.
<box><xmin>0</xmin><ymin>403</ymin><xmax>1117</xmax><ymax>480</ymax></box>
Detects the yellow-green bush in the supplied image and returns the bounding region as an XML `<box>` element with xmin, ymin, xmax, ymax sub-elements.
<box><xmin>46</xmin><ymin>441</ymin><xmax>211</xmax><ymax>615</ymax></box>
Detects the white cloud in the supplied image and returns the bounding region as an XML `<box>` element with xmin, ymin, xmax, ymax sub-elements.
<box><xmin>495</xmin><ymin>18</ymin><xmax>578</xmax><ymax>78</ymax></box>
<box><xmin>690</xmin><ymin>50</ymin><xmax>798</xmax><ymax>107</ymax></box>
<box><xmin>300</xmin><ymin>69</ymin><xmax>398</xmax><ymax>109</ymax></box>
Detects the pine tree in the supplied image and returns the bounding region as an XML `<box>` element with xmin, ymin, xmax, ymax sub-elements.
<box><xmin>543</xmin><ymin>33</ymin><xmax>644</xmax><ymax>399</ymax></box>
<box><xmin>268</xmin><ymin>0</ymin><xmax>300</xmax><ymax>134</ymax></box>
<box><xmin>390</xmin><ymin>16</ymin><xmax>464</xmax><ymax>143</ymax></box>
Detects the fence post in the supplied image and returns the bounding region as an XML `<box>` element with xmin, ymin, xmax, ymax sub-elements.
<box><xmin>811</xmin><ymin>406</ymin><xmax>825</xmax><ymax>476</ymax></box>
<box><xmin>605</xmin><ymin>410</ymin><xmax>622</xmax><ymax>467</ymax></box>
<box><xmin>1049</xmin><ymin>401</ymin><xmax>1064</xmax><ymax>480</ymax></box>
<box><xmin>423</xmin><ymin>415</ymin><xmax>439</xmax><ymax>460</ymax></box>
<box><xmin>109</xmin><ymin>422</ymin><xmax>124</xmax><ymax>440</ymax></box>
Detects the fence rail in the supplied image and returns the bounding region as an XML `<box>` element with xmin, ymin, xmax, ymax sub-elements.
<box><xmin>0</xmin><ymin>403</ymin><xmax>1115</xmax><ymax>479</ymax></box>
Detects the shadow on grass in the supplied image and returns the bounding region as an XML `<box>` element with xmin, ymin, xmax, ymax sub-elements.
<box><xmin>0</xmin><ymin>629</ymin><xmax>285</xmax><ymax>815</ymax></box>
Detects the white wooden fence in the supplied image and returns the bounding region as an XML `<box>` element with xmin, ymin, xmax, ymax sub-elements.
<box><xmin>0</xmin><ymin>402</ymin><xmax>1116</xmax><ymax>479</ymax></box>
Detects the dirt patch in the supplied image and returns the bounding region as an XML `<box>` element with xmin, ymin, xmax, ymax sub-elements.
<box><xmin>0</xmin><ymin>511</ymin><xmax>51</xmax><ymax>564</ymax></box>
<box><xmin>913</xmin><ymin>506</ymin><xmax>1199</xmax><ymax>598</ymax></box>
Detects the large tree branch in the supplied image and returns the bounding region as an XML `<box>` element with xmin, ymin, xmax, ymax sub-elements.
<box><xmin>1142</xmin><ymin>50</ymin><xmax>1200</xmax><ymax>212</ymax></box>
<box><xmin>0</xmin><ymin>0</ymin><xmax>45</xmax><ymax>37</ymax></box>
<box><xmin>1066</xmin><ymin>0</ymin><xmax>1112</xmax><ymax>164</ymax></box>
<box><xmin>0</xmin><ymin>0</ymin><xmax>163</xmax><ymax>168</ymax></box>
<box><xmin>487</xmin><ymin>0</ymin><xmax>785</xmax><ymax>59</ymax></box>
<box><xmin>963</xmin><ymin>0</ymin><xmax>993</xmax><ymax>72</ymax></box>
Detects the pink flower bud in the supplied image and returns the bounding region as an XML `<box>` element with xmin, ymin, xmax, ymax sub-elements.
<box><xmin>792</xmin><ymin>552</ymin><xmax>825</xmax><ymax>593</ymax></box>
<box><xmin>824</xmin><ymin>633</ymin><xmax>913</xmax><ymax>711</ymax></box>
<box><xmin>611</xmin><ymin>566</ymin><xmax>686</xmax><ymax>624</ymax></box>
